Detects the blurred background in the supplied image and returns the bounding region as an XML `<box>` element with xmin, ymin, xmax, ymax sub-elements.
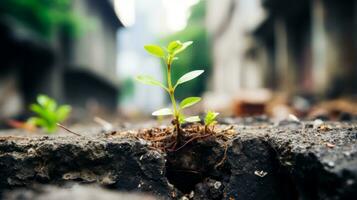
<box><xmin>0</xmin><ymin>0</ymin><xmax>356</xmax><ymax>128</ymax></box>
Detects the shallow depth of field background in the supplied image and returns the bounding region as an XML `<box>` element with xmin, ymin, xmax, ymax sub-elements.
<box><xmin>0</xmin><ymin>0</ymin><xmax>356</xmax><ymax>128</ymax></box>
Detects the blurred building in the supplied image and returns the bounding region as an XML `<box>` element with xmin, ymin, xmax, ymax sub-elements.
<box><xmin>207</xmin><ymin>0</ymin><xmax>357</xmax><ymax>100</ymax></box>
<box><xmin>254</xmin><ymin>0</ymin><xmax>357</xmax><ymax>97</ymax></box>
<box><xmin>0</xmin><ymin>0</ymin><xmax>122</xmax><ymax>121</ymax></box>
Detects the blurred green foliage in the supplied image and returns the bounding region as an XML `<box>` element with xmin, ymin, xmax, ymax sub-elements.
<box><xmin>27</xmin><ymin>94</ymin><xmax>71</xmax><ymax>133</ymax></box>
<box><xmin>160</xmin><ymin>1</ymin><xmax>212</xmax><ymax>100</ymax></box>
<box><xmin>120</xmin><ymin>77</ymin><xmax>135</xmax><ymax>103</ymax></box>
<box><xmin>0</xmin><ymin>0</ymin><xmax>81</xmax><ymax>37</ymax></box>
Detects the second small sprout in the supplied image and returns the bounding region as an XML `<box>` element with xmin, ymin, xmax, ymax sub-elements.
<box><xmin>204</xmin><ymin>111</ymin><xmax>219</xmax><ymax>132</ymax></box>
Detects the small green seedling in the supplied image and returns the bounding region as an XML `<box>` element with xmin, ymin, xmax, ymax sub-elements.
<box><xmin>27</xmin><ymin>94</ymin><xmax>71</xmax><ymax>133</ymax></box>
<box><xmin>136</xmin><ymin>40</ymin><xmax>204</xmax><ymax>140</ymax></box>
<box><xmin>204</xmin><ymin>111</ymin><xmax>219</xmax><ymax>132</ymax></box>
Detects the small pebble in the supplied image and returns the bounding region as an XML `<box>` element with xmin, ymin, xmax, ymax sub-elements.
<box><xmin>288</xmin><ymin>114</ymin><xmax>300</xmax><ymax>122</ymax></box>
<box><xmin>325</xmin><ymin>142</ymin><xmax>335</xmax><ymax>148</ymax></box>
<box><xmin>254</xmin><ymin>170</ymin><xmax>268</xmax><ymax>177</ymax></box>
<box><xmin>343</xmin><ymin>151</ymin><xmax>351</xmax><ymax>157</ymax></box>
<box><xmin>27</xmin><ymin>148</ymin><xmax>36</xmax><ymax>155</ymax></box>
<box><xmin>313</xmin><ymin>119</ymin><xmax>324</xmax><ymax>129</ymax></box>
<box><xmin>346</xmin><ymin>179</ymin><xmax>354</xmax><ymax>186</ymax></box>
<box><xmin>214</xmin><ymin>181</ymin><xmax>222</xmax><ymax>189</ymax></box>
<box><xmin>327</xmin><ymin>161</ymin><xmax>335</xmax><ymax>167</ymax></box>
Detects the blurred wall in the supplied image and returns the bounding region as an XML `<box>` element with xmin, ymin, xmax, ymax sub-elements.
<box><xmin>206</xmin><ymin>0</ymin><xmax>357</xmax><ymax>99</ymax></box>
<box><xmin>0</xmin><ymin>0</ymin><xmax>122</xmax><ymax>123</ymax></box>
<box><xmin>70</xmin><ymin>0</ymin><xmax>118</xmax><ymax>85</ymax></box>
<box><xmin>64</xmin><ymin>0</ymin><xmax>121</xmax><ymax>114</ymax></box>
<box><xmin>254</xmin><ymin>0</ymin><xmax>357</xmax><ymax>97</ymax></box>
<box><xmin>206</xmin><ymin>0</ymin><xmax>266</xmax><ymax>94</ymax></box>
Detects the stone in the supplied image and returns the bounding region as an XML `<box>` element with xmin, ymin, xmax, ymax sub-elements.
<box><xmin>0</xmin><ymin>120</ymin><xmax>356</xmax><ymax>200</ymax></box>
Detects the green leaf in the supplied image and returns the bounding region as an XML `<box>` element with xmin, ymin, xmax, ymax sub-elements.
<box><xmin>185</xmin><ymin>116</ymin><xmax>201</xmax><ymax>123</ymax></box>
<box><xmin>175</xmin><ymin>70</ymin><xmax>204</xmax><ymax>88</ymax></box>
<box><xmin>44</xmin><ymin>123</ymin><xmax>57</xmax><ymax>133</ymax></box>
<box><xmin>167</xmin><ymin>40</ymin><xmax>183</xmax><ymax>54</ymax></box>
<box><xmin>37</xmin><ymin>95</ymin><xmax>57</xmax><ymax>111</ymax></box>
<box><xmin>37</xmin><ymin>95</ymin><xmax>49</xmax><ymax>106</ymax></box>
<box><xmin>205</xmin><ymin>111</ymin><xmax>219</xmax><ymax>126</ymax></box>
<box><xmin>144</xmin><ymin>45</ymin><xmax>164</xmax><ymax>57</ymax></box>
<box><xmin>135</xmin><ymin>75</ymin><xmax>168</xmax><ymax>91</ymax></box>
<box><xmin>30</xmin><ymin>104</ymin><xmax>49</xmax><ymax>119</ymax></box>
<box><xmin>27</xmin><ymin>117</ymin><xmax>47</xmax><ymax>127</ymax></box>
<box><xmin>56</xmin><ymin>105</ymin><xmax>71</xmax><ymax>122</ymax></box>
<box><xmin>179</xmin><ymin>97</ymin><xmax>201</xmax><ymax>109</ymax></box>
<box><xmin>167</xmin><ymin>40</ymin><xmax>193</xmax><ymax>55</ymax></box>
<box><xmin>175</xmin><ymin>41</ymin><xmax>193</xmax><ymax>55</ymax></box>
<box><xmin>152</xmin><ymin>108</ymin><xmax>173</xmax><ymax>116</ymax></box>
<box><xmin>27</xmin><ymin>117</ymin><xmax>57</xmax><ymax>133</ymax></box>
<box><xmin>178</xmin><ymin>113</ymin><xmax>186</xmax><ymax>124</ymax></box>
<box><xmin>28</xmin><ymin>94</ymin><xmax>71</xmax><ymax>134</ymax></box>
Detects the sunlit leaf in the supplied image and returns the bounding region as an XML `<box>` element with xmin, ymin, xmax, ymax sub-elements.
<box><xmin>178</xmin><ymin>113</ymin><xmax>186</xmax><ymax>124</ymax></box>
<box><xmin>144</xmin><ymin>45</ymin><xmax>165</xmax><ymax>57</ymax></box>
<box><xmin>30</xmin><ymin>104</ymin><xmax>54</xmax><ymax>121</ymax></box>
<box><xmin>175</xmin><ymin>70</ymin><xmax>204</xmax><ymax>88</ymax></box>
<box><xmin>37</xmin><ymin>94</ymin><xmax>57</xmax><ymax>112</ymax></box>
<box><xmin>167</xmin><ymin>40</ymin><xmax>183</xmax><ymax>54</ymax></box>
<box><xmin>167</xmin><ymin>40</ymin><xmax>193</xmax><ymax>56</ymax></box>
<box><xmin>185</xmin><ymin>116</ymin><xmax>201</xmax><ymax>123</ymax></box>
<box><xmin>37</xmin><ymin>95</ymin><xmax>49</xmax><ymax>106</ymax></box>
<box><xmin>56</xmin><ymin>105</ymin><xmax>71</xmax><ymax>122</ymax></box>
<box><xmin>135</xmin><ymin>75</ymin><xmax>168</xmax><ymax>91</ymax></box>
<box><xmin>27</xmin><ymin>117</ymin><xmax>47</xmax><ymax>127</ymax></box>
<box><xmin>30</xmin><ymin>104</ymin><xmax>48</xmax><ymax>119</ymax></box>
<box><xmin>152</xmin><ymin>108</ymin><xmax>173</xmax><ymax>116</ymax></box>
<box><xmin>45</xmin><ymin>123</ymin><xmax>57</xmax><ymax>133</ymax></box>
<box><xmin>27</xmin><ymin>117</ymin><xmax>57</xmax><ymax>133</ymax></box>
<box><xmin>179</xmin><ymin>97</ymin><xmax>201</xmax><ymax>109</ymax></box>
<box><xmin>204</xmin><ymin>111</ymin><xmax>219</xmax><ymax>126</ymax></box>
<box><xmin>174</xmin><ymin>41</ymin><xmax>193</xmax><ymax>55</ymax></box>
<box><xmin>28</xmin><ymin>95</ymin><xmax>70</xmax><ymax>134</ymax></box>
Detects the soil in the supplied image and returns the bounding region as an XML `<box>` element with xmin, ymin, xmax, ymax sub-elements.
<box><xmin>0</xmin><ymin>118</ymin><xmax>356</xmax><ymax>200</ymax></box>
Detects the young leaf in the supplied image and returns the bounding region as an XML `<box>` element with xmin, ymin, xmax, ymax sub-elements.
<box><xmin>152</xmin><ymin>108</ymin><xmax>173</xmax><ymax>116</ymax></box>
<box><xmin>175</xmin><ymin>70</ymin><xmax>204</xmax><ymax>88</ymax></box>
<box><xmin>205</xmin><ymin>111</ymin><xmax>219</xmax><ymax>126</ymax></box>
<box><xmin>179</xmin><ymin>97</ymin><xmax>201</xmax><ymax>109</ymax></box>
<box><xmin>28</xmin><ymin>94</ymin><xmax>71</xmax><ymax>134</ymax></box>
<box><xmin>37</xmin><ymin>95</ymin><xmax>49</xmax><ymax>106</ymax></box>
<box><xmin>38</xmin><ymin>95</ymin><xmax>57</xmax><ymax>112</ymax></box>
<box><xmin>45</xmin><ymin>123</ymin><xmax>57</xmax><ymax>133</ymax></box>
<box><xmin>185</xmin><ymin>116</ymin><xmax>201</xmax><ymax>123</ymax></box>
<box><xmin>174</xmin><ymin>41</ymin><xmax>193</xmax><ymax>55</ymax></box>
<box><xmin>167</xmin><ymin>40</ymin><xmax>193</xmax><ymax>55</ymax></box>
<box><xmin>27</xmin><ymin>117</ymin><xmax>48</xmax><ymax>127</ymax></box>
<box><xmin>27</xmin><ymin>117</ymin><xmax>56</xmax><ymax>133</ymax></box>
<box><xmin>144</xmin><ymin>45</ymin><xmax>165</xmax><ymax>58</ymax></box>
<box><xmin>135</xmin><ymin>75</ymin><xmax>168</xmax><ymax>91</ymax></box>
<box><xmin>56</xmin><ymin>105</ymin><xmax>71</xmax><ymax>121</ymax></box>
<box><xmin>178</xmin><ymin>113</ymin><xmax>186</xmax><ymax>124</ymax></box>
<box><xmin>30</xmin><ymin>104</ymin><xmax>47</xmax><ymax>118</ymax></box>
<box><xmin>167</xmin><ymin>41</ymin><xmax>183</xmax><ymax>54</ymax></box>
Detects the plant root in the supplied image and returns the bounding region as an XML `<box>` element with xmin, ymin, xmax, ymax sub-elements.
<box><xmin>168</xmin><ymin>133</ymin><xmax>212</xmax><ymax>152</ymax></box>
<box><xmin>215</xmin><ymin>141</ymin><xmax>229</xmax><ymax>168</ymax></box>
<box><xmin>57</xmin><ymin>123</ymin><xmax>82</xmax><ymax>136</ymax></box>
